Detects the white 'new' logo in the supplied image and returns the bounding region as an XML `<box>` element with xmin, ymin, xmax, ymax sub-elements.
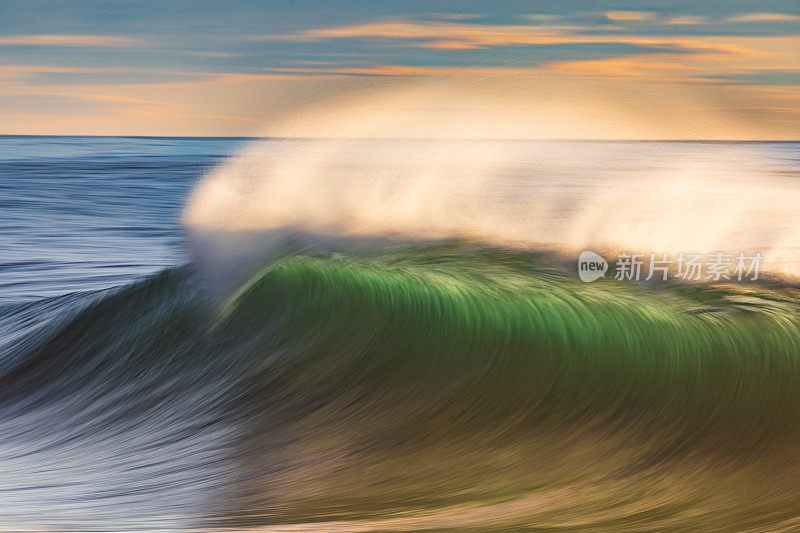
<box><xmin>578</xmin><ymin>251</ymin><xmax>608</xmax><ymax>282</ymax></box>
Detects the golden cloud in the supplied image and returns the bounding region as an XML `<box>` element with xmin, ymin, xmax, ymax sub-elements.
<box><xmin>0</xmin><ymin>34</ymin><xmax>141</xmax><ymax>47</ymax></box>
<box><xmin>727</xmin><ymin>13</ymin><xmax>800</xmax><ymax>23</ymax></box>
<box><xmin>605</xmin><ymin>11</ymin><xmax>657</xmax><ymax>22</ymax></box>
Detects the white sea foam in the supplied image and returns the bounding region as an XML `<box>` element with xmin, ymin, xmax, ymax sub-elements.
<box><xmin>184</xmin><ymin>136</ymin><xmax>800</xmax><ymax>276</ymax></box>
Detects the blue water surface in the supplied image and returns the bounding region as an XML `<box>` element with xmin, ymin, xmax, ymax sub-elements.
<box><xmin>0</xmin><ymin>136</ymin><xmax>247</xmax><ymax>304</ymax></box>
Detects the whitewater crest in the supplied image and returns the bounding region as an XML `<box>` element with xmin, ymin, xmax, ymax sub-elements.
<box><xmin>183</xmin><ymin>137</ymin><xmax>800</xmax><ymax>279</ymax></box>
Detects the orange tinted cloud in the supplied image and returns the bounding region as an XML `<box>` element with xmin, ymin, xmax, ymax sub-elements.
<box><xmin>605</xmin><ymin>11</ymin><xmax>657</xmax><ymax>22</ymax></box>
<box><xmin>294</xmin><ymin>21</ymin><xmax>584</xmax><ymax>45</ymax></box>
<box><xmin>545</xmin><ymin>55</ymin><xmax>697</xmax><ymax>79</ymax></box>
<box><xmin>0</xmin><ymin>64</ymin><xmax>114</xmax><ymax>74</ymax></box>
<box><xmin>0</xmin><ymin>34</ymin><xmax>140</xmax><ymax>47</ymax></box>
<box><xmin>285</xmin><ymin>20</ymin><xmax>769</xmax><ymax>58</ymax></box>
<box><xmin>727</xmin><ymin>13</ymin><xmax>800</xmax><ymax>23</ymax></box>
<box><xmin>414</xmin><ymin>40</ymin><xmax>484</xmax><ymax>49</ymax></box>
<box><xmin>542</xmin><ymin>36</ymin><xmax>800</xmax><ymax>83</ymax></box>
<box><xmin>257</xmin><ymin>65</ymin><xmax>541</xmax><ymax>77</ymax></box>
<box><xmin>47</xmin><ymin>92</ymin><xmax>179</xmax><ymax>107</ymax></box>
<box><xmin>667</xmin><ymin>16</ymin><xmax>707</xmax><ymax>25</ymax></box>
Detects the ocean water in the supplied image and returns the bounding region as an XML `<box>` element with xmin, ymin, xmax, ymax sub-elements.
<box><xmin>0</xmin><ymin>136</ymin><xmax>244</xmax><ymax>304</ymax></box>
<box><xmin>2</xmin><ymin>136</ymin><xmax>800</xmax><ymax>531</ymax></box>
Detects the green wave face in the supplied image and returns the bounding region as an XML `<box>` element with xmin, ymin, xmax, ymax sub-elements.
<box><xmin>212</xmin><ymin>245</ymin><xmax>800</xmax><ymax>529</ymax></box>
<box><xmin>7</xmin><ymin>243</ymin><xmax>800</xmax><ymax>530</ymax></box>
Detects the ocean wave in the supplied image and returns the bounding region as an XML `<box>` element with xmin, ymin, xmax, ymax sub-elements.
<box><xmin>4</xmin><ymin>242</ymin><xmax>800</xmax><ymax>529</ymax></box>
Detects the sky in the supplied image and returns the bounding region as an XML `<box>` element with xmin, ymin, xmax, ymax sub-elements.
<box><xmin>0</xmin><ymin>0</ymin><xmax>798</xmax><ymax>138</ymax></box>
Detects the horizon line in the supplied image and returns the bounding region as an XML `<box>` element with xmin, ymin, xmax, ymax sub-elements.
<box><xmin>1</xmin><ymin>134</ymin><xmax>799</xmax><ymax>143</ymax></box>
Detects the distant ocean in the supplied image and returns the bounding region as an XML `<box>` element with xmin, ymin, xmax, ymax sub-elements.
<box><xmin>0</xmin><ymin>136</ymin><xmax>246</xmax><ymax>304</ymax></box>
<box><xmin>2</xmin><ymin>136</ymin><xmax>800</xmax><ymax>531</ymax></box>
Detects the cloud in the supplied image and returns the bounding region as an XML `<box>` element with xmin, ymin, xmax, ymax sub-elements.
<box><xmin>276</xmin><ymin>20</ymin><xmax>766</xmax><ymax>58</ymax></box>
<box><xmin>255</xmin><ymin>65</ymin><xmax>541</xmax><ymax>77</ymax></box>
<box><xmin>0</xmin><ymin>64</ymin><xmax>126</xmax><ymax>84</ymax></box>
<box><xmin>667</xmin><ymin>16</ymin><xmax>707</xmax><ymax>26</ymax></box>
<box><xmin>714</xmin><ymin>105</ymin><xmax>800</xmax><ymax>115</ymax></box>
<box><xmin>727</xmin><ymin>13</ymin><xmax>800</xmax><ymax>23</ymax></box>
<box><xmin>178</xmin><ymin>51</ymin><xmax>242</xmax><ymax>58</ymax></box>
<box><xmin>522</xmin><ymin>14</ymin><xmax>561</xmax><ymax>22</ymax></box>
<box><xmin>424</xmin><ymin>13</ymin><xmax>483</xmax><ymax>21</ymax></box>
<box><xmin>541</xmin><ymin>40</ymin><xmax>800</xmax><ymax>86</ymax></box>
<box><xmin>46</xmin><ymin>92</ymin><xmax>178</xmax><ymax>107</ymax></box>
<box><xmin>604</xmin><ymin>11</ymin><xmax>657</xmax><ymax>22</ymax></box>
<box><xmin>546</xmin><ymin>55</ymin><xmax>688</xmax><ymax>76</ymax></box>
<box><xmin>288</xmin><ymin>21</ymin><xmax>582</xmax><ymax>44</ymax></box>
<box><xmin>0</xmin><ymin>64</ymin><xmax>115</xmax><ymax>74</ymax></box>
<box><xmin>0</xmin><ymin>34</ymin><xmax>141</xmax><ymax>47</ymax></box>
